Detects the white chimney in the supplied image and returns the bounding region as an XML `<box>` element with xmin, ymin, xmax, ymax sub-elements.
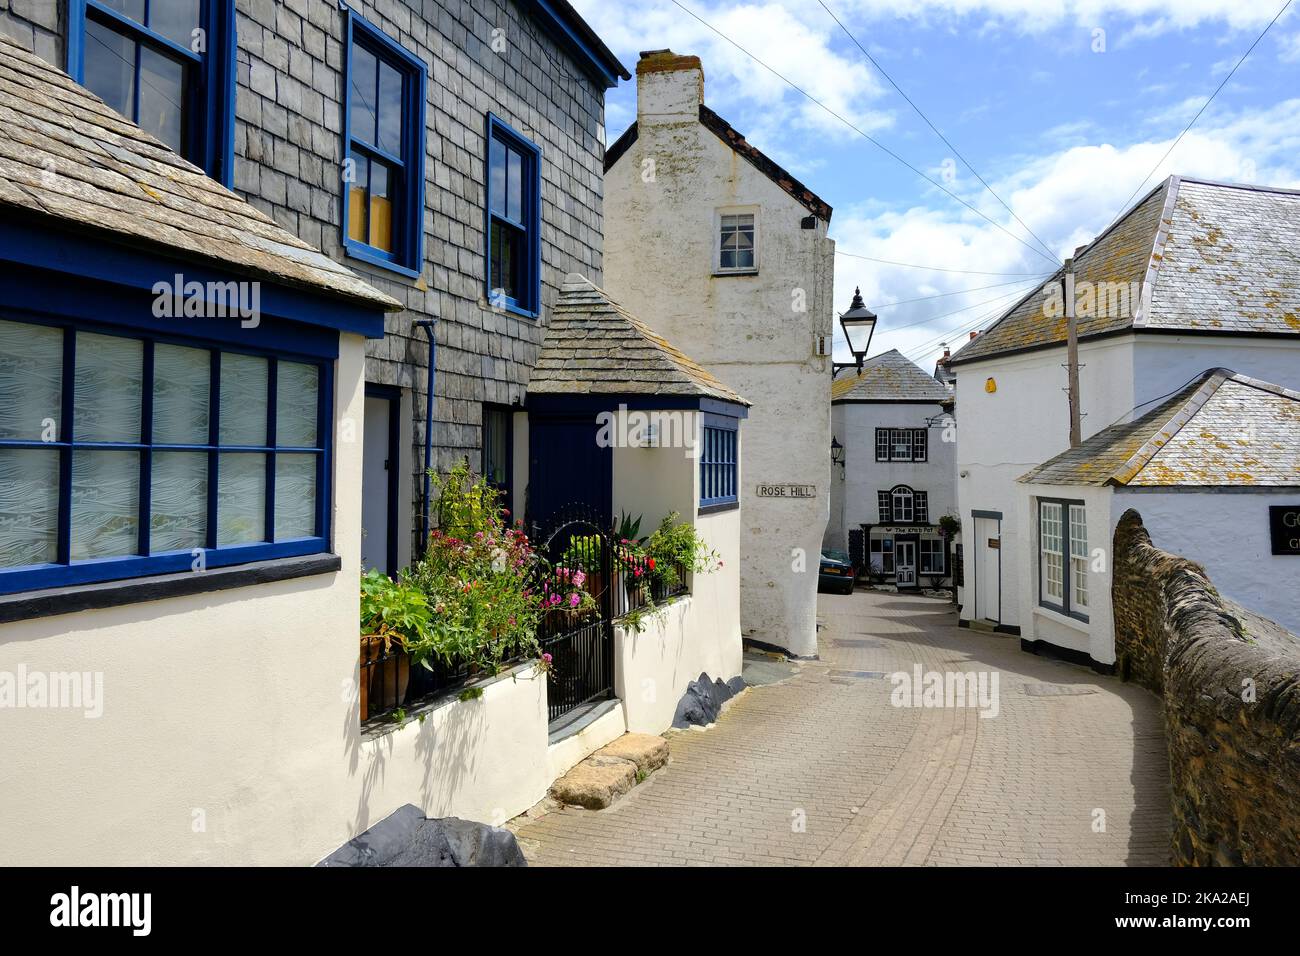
<box><xmin>636</xmin><ymin>50</ymin><xmax>704</xmax><ymax>126</ymax></box>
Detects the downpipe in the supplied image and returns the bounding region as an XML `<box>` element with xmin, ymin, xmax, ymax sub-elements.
<box><xmin>414</xmin><ymin>318</ymin><xmax>437</xmax><ymax>555</ymax></box>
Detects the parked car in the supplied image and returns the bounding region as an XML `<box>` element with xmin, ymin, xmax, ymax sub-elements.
<box><xmin>818</xmin><ymin>549</ymin><xmax>857</xmax><ymax>594</ymax></box>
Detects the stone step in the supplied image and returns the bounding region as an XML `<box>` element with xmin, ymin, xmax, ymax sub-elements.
<box><xmin>549</xmin><ymin>733</ymin><xmax>670</xmax><ymax>810</ymax></box>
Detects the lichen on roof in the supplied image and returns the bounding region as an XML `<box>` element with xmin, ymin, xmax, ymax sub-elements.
<box><xmin>0</xmin><ymin>33</ymin><xmax>399</xmax><ymax>312</ymax></box>
<box><xmin>831</xmin><ymin>349</ymin><xmax>952</xmax><ymax>403</ymax></box>
<box><xmin>529</xmin><ymin>274</ymin><xmax>749</xmax><ymax>405</ymax></box>
<box><xmin>952</xmin><ymin>176</ymin><xmax>1300</xmax><ymax>366</ymax></box>
<box><xmin>1019</xmin><ymin>369</ymin><xmax>1300</xmax><ymax>487</ymax></box>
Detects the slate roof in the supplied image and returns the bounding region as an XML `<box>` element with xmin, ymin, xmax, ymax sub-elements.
<box><xmin>1019</xmin><ymin>369</ymin><xmax>1300</xmax><ymax>487</ymax></box>
<box><xmin>0</xmin><ymin>33</ymin><xmax>400</xmax><ymax>312</ymax></box>
<box><xmin>831</xmin><ymin>349</ymin><xmax>953</xmax><ymax>403</ymax></box>
<box><xmin>529</xmin><ymin>274</ymin><xmax>749</xmax><ymax>404</ymax></box>
<box><xmin>951</xmin><ymin>177</ymin><xmax>1300</xmax><ymax>365</ymax></box>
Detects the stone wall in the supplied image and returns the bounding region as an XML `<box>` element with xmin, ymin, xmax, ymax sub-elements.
<box><xmin>1113</xmin><ymin>509</ymin><xmax>1300</xmax><ymax>865</ymax></box>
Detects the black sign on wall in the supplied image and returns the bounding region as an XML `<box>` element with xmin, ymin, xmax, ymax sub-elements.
<box><xmin>1269</xmin><ymin>506</ymin><xmax>1300</xmax><ymax>556</ymax></box>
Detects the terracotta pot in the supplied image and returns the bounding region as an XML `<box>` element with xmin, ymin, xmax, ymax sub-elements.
<box><xmin>359</xmin><ymin>633</ymin><xmax>411</xmax><ymax>722</ymax></box>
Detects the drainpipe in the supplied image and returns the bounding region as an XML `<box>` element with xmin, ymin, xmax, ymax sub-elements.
<box><xmin>414</xmin><ymin>319</ymin><xmax>437</xmax><ymax>554</ymax></box>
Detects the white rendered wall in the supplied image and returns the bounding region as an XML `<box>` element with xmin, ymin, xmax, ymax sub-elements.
<box><xmin>603</xmin><ymin>67</ymin><xmax>834</xmax><ymax>657</ymax></box>
<box><xmin>955</xmin><ymin>335</ymin><xmax>1136</xmax><ymax>629</ymax></box>
<box><xmin>1117</xmin><ymin>489</ymin><xmax>1300</xmax><ymax>636</ymax></box>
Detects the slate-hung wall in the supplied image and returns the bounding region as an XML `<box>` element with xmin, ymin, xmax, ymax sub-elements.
<box><xmin>230</xmin><ymin>0</ymin><xmax>610</xmax><ymax>514</ymax></box>
<box><xmin>0</xmin><ymin>0</ymin><xmax>616</xmax><ymax>559</ymax></box>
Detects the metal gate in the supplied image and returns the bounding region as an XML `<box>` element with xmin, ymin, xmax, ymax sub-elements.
<box><xmin>529</xmin><ymin>505</ymin><xmax>616</xmax><ymax>723</ymax></box>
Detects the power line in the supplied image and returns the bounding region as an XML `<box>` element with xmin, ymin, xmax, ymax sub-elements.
<box><xmin>1106</xmin><ymin>0</ymin><xmax>1294</xmax><ymax>230</ymax></box>
<box><xmin>667</xmin><ymin>0</ymin><xmax>1062</xmax><ymax>269</ymax></box>
<box><xmin>816</xmin><ymin>0</ymin><xmax>1059</xmax><ymax>264</ymax></box>
<box><xmin>873</xmin><ymin>279</ymin><xmax>1046</xmax><ymax>340</ymax></box>
<box><xmin>835</xmin><ymin>249</ymin><xmax>1046</xmax><ymax>276</ymax></box>
<box><xmin>871</xmin><ymin>274</ymin><xmax>1053</xmax><ymax>310</ymax></box>
<box><xmin>899</xmin><ymin>281</ymin><xmax>1048</xmax><ymax>359</ymax></box>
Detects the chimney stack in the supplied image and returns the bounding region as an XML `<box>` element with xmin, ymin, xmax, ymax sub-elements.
<box><xmin>969</xmin><ymin>330</ymin><xmax>979</xmax><ymax>341</ymax></box>
<box><xmin>636</xmin><ymin>50</ymin><xmax>705</xmax><ymax>125</ymax></box>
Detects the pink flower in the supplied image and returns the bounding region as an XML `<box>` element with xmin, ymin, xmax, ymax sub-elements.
<box><xmin>573</xmin><ymin>571</ymin><xmax>586</xmax><ymax>587</ymax></box>
<box><xmin>542</xmin><ymin>653</ymin><xmax>552</xmax><ymax>664</ymax></box>
<box><xmin>569</xmin><ymin>593</ymin><xmax>581</xmax><ymax>608</ymax></box>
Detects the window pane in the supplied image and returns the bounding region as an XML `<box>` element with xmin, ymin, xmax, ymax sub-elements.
<box><xmin>150</xmin><ymin>450</ymin><xmax>207</xmax><ymax>552</ymax></box>
<box><xmin>0</xmin><ymin>449</ymin><xmax>59</xmax><ymax>568</ymax></box>
<box><xmin>275</xmin><ymin>453</ymin><xmax>316</xmax><ymax>539</ymax></box>
<box><xmin>139</xmin><ymin>46</ymin><xmax>186</xmax><ymax>153</ymax></box>
<box><xmin>218</xmin><ymin>453</ymin><xmax>265</xmax><ymax>544</ymax></box>
<box><xmin>153</xmin><ymin>343</ymin><xmax>210</xmax><ymax>445</ymax></box>
<box><xmin>489</xmin><ymin>136</ymin><xmax>506</xmax><ymax>217</ymax></box>
<box><xmin>149</xmin><ymin>0</ymin><xmax>201</xmax><ymax>49</ymax></box>
<box><xmin>490</xmin><ymin>220</ymin><xmax>523</xmax><ymax>301</ymax></box>
<box><xmin>377</xmin><ymin>59</ymin><xmax>403</xmax><ymax>156</ymax></box>
<box><xmin>276</xmin><ymin>362</ymin><xmax>319</xmax><ymax>447</ymax></box>
<box><xmin>349</xmin><ymin>43</ymin><xmax>378</xmax><ymax>145</ymax></box>
<box><xmin>347</xmin><ymin>150</ymin><xmax>369</xmax><ymax>244</ymax></box>
<box><xmin>71</xmin><ymin>450</ymin><xmax>140</xmax><ymax>560</ymax></box>
<box><xmin>98</xmin><ymin>0</ymin><xmax>146</xmax><ymax>23</ymax></box>
<box><xmin>507</xmin><ymin>148</ymin><xmax>523</xmax><ymax>223</ymax></box>
<box><xmin>84</xmin><ymin>18</ymin><xmax>136</xmax><ymax>120</ymax></box>
<box><xmin>219</xmin><ymin>353</ymin><xmax>268</xmax><ymax>446</ymax></box>
<box><xmin>74</xmin><ymin>332</ymin><xmax>142</xmax><ymax>443</ymax></box>
<box><xmin>483</xmin><ymin>408</ymin><xmax>509</xmax><ymax>486</ymax></box>
<box><xmin>720</xmin><ymin>214</ymin><xmax>755</xmax><ymax>269</ymax></box>
<box><xmin>369</xmin><ymin>160</ymin><xmax>394</xmax><ymax>253</ymax></box>
<box><xmin>0</xmin><ymin>319</ymin><xmax>62</xmax><ymax>441</ymax></box>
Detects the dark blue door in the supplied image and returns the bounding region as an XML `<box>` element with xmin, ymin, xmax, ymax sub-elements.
<box><xmin>527</xmin><ymin>413</ymin><xmax>612</xmax><ymax>528</ymax></box>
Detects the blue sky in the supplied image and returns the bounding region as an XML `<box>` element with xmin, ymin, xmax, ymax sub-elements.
<box><xmin>571</xmin><ymin>0</ymin><xmax>1300</xmax><ymax>370</ymax></box>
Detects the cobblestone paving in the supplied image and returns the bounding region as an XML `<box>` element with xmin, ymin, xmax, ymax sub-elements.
<box><xmin>512</xmin><ymin>590</ymin><xmax>1171</xmax><ymax>866</ymax></box>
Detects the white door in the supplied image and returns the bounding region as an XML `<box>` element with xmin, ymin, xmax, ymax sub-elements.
<box><xmin>974</xmin><ymin>517</ymin><xmax>1001</xmax><ymax>622</ymax></box>
<box><xmin>361</xmin><ymin>395</ymin><xmax>392</xmax><ymax>574</ymax></box>
<box><xmin>896</xmin><ymin>541</ymin><xmax>916</xmax><ymax>586</ymax></box>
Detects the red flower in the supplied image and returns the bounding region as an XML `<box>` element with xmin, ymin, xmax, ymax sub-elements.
<box><xmin>647</xmin><ymin>557</ymin><xmax>656</xmax><ymax>570</ymax></box>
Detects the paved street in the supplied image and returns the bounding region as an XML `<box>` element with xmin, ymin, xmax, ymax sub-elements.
<box><xmin>513</xmin><ymin>589</ymin><xmax>1171</xmax><ymax>866</ymax></box>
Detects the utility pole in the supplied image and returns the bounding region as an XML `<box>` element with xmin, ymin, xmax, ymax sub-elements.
<box><xmin>1064</xmin><ymin>257</ymin><xmax>1082</xmax><ymax>448</ymax></box>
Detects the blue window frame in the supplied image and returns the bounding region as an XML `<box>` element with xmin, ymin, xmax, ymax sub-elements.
<box><xmin>699</xmin><ymin>422</ymin><xmax>738</xmax><ymax>509</ymax></box>
<box><xmin>485</xmin><ymin>114</ymin><xmax>542</xmax><ymax>317</ymax></box>
<box><xmin>341</xmin><ymin>12</ymin><xmax>427</xmax><ymax>278</ymax></box>
<box><xmin>67</xmin><ymin>0</ymin><xmax>236</xmax><ymax>186</ymax></box>
<box><xmin>0</xmin><ymin>314</ymin><xmax>332</xmax><ymax>595</ymax></box>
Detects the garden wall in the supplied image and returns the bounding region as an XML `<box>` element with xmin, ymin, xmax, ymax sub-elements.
<box><xmin>1113</xmin><ymin>509</ymin><xmax>1300</xmax><ymax>865</ymax></box>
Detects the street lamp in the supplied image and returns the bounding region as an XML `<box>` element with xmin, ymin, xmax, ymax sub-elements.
<box><xmin>833</xmin><ymin>287</ymin><xmax>877</xmax><ymax>378</ymax></box>
<box><xmin>831</xmin><ymin>436</ymin><xmax>845</xmax><ymax>471</ymax></box>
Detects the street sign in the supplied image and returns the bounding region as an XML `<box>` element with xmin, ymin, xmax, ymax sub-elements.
<box><xmin>755</xmin><ymin>484</ymin><xmax>816</xmax><ymax>499</ymax></box>
<box><xmin>1269</xmin><ymin>506</ymin><xmax>1300</xmax><ymax>556</ymax></box>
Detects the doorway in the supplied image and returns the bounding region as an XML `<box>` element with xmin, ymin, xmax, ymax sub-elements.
<box><xmin>896</xmin><ymin>539</ymin><xmax>917</xmax><ymax>587</ymax></box>
<box><xmin>362</xmin><ymin>385</ymin><xmax>401</xmax><ymax>576</ymax></box>
<box><xmin>972</xmin><ymin>511</ymin><xmax>1002</xmax><ymax>624</ymax></box>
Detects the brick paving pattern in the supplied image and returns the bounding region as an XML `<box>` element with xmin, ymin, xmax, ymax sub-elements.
<box><xmin>513</xmin><ymin>590</ymin><xmax>1171</xmax><ymax>866</ymax></box>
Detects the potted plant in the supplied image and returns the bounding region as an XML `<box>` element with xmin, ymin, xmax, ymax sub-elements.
<box><xmin>359</xmin><ymin>569</ymin><xmax>428</xmax><ymax>721</ymax></box>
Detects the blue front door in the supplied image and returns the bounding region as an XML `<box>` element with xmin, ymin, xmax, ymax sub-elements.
<box><xmin>527</xmin><ymin>413</ymin><xmax>612</xmax><ymax>529</ymax></box>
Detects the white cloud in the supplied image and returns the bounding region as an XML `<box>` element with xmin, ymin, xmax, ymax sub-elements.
<box><xmin>831</xmin><ymin>98</ymin><xmax>1300</xmax><ymax>369</ymax></box>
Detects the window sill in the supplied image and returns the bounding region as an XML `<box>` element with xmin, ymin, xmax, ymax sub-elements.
<box><xmin>699</xmin><ymin>501</ymin><xmax>739</xmax><ymax>516</ymax></box>
<box><xmin>0</xmin><ymin>553</ymin><xmax>342</xmax><ymax>625</ymax></box>
<box><xmin>712</xmin><ymin>269</ymin><xmax>758</xmax><ymax>278</ymax></box>
<box><xmin>1033</xmin><ymin>604</ymin><xmax>1090</xmax><ymax>633</ymax></box>
<box><xmin>343</xmin><ymin>240</ymin><xmax>422</xmax><ymax>280</ymax></box>
<box><xmin>488</xmin><ymin>298</ymin><xmax>540</xmax><ymax>320</ymax></box>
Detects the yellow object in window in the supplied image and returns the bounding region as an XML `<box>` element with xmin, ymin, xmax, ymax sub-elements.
<box><xmin>347</xmin><ymin>184</ymin><xmax>367</xmax><ymax>244</ymax></box>
<box><xmin>370</xmin><ymin>195</ymin><xmax>394</xmax><ymax>253</ymax></box>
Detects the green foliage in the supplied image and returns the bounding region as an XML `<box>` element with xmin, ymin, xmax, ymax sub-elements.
<box><xmin>645</xmin><ymin>512</ymin><xmax>722</xmax><ymax>588</ymax></box>
<box><xmin>360</xmin><ymin>569</ymin><xmax>432</xmax><ymax>651</ymax></box>
<box><xmin>401</xmin><ymin>462</ymin><xmax>542</xmax><ymax>673</ymax></box>
<box><xmin>458</xmin><ymin>686</ymin><xmax>484</xmax><ymax>702</ymax></box>
<box><xmin>616</xmin><ymin>511</ymin><xmax>645</xmax><ymax>545</ymax></box>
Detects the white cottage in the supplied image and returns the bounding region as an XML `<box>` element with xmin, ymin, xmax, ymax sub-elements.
<box><xmin>828</xmin><ymin>346</ymin><xmax>957</xmax><ymax>589</ymax></box>
<box><xmin>950</xmin><ymin>176</ymin><xmax>1300</xmax><ymax>663</ymax></box>
<box><xmin>1017</xmin><ymin>369</ymin><xmax>1300</xmax><ymax>660</ymax></box>
<box><xmin>602</xmin><ymin>50</ymin><xmax>836</xmax><ymax>658</ymax></box>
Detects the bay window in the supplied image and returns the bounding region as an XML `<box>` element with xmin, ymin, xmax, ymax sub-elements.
<box><xmin>0</xmin><ymin>316</ymin><xmax>330</xmax><ymax>595</ymax></box>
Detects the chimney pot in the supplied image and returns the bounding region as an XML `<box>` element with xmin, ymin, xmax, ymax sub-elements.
<box><xmin>969</xmin><ymin>331</ymin><xmax>979</xmax><ymax>340</ymax></box>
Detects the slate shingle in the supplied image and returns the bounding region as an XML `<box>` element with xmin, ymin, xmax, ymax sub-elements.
<box><xmin>830</xmin><ymin>349</ymin><xmax>952</xmax><ymax>403</ymax></box>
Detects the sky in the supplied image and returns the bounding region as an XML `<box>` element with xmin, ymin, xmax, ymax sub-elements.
<box><xmin>569</xmin><ymin>0</ymin><xmax>1300</xmax><ymax>372</ymax></box>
